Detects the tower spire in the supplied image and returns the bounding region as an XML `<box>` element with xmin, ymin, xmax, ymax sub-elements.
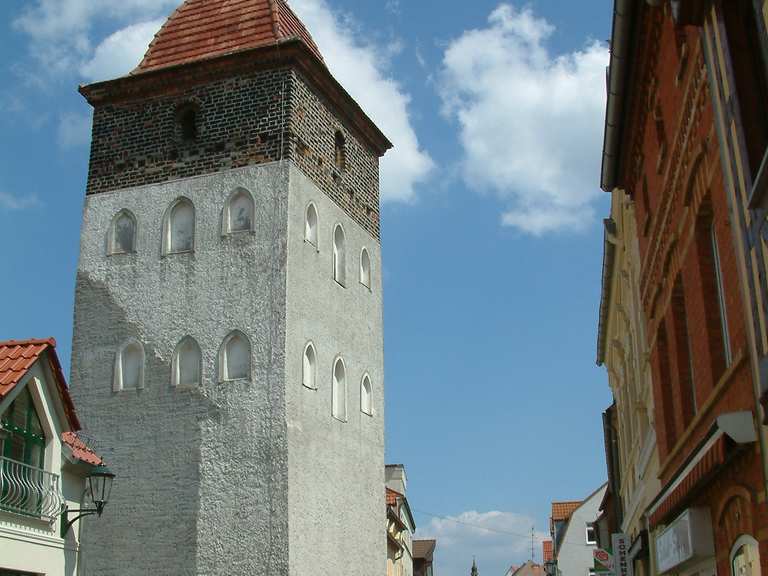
<box><xmin>471</xmin><ymin>557</ymin><xmax>479</xmax><ymax>576</ymax></box>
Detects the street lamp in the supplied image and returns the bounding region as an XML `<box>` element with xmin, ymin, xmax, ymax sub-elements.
<box><xmin>61</xmin><ymin>464</ymin><xmax>116</xmax><ymax>535</ymax></box>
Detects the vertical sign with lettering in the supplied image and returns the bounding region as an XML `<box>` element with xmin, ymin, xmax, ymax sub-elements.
<box><xmin>612</xmin><ymin>534</ymin><xmax>633</xmax><ymax>576</ymax></box>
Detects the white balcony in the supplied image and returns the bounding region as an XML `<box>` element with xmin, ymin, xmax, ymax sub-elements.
<box><xmin>0</xmin><ymin>456</ymin><xmax>64</xmax><ymax>520</ymax></box>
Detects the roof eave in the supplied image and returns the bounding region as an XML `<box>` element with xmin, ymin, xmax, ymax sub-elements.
<box><xmin>600</xmin><ymin>0</ymin><xmax>638</xmax><ymax>193</ymax></box>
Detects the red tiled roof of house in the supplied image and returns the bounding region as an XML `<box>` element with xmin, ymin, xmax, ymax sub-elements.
<box><xmin>551</xmin><ymin>501</ymin><xmax>582</xmax><ymax>522</ymax></box>
<box><xmin>135</xmin><ymin>0</ymin><xmax>324</xmax><ymax>74</ymax></box>
<box><xmin>0</xmin><ymin>337</ymin><xmax>80</xmax><ymax>430</ymax></box>
<box><xmin>542</xmin><ymin>540</ymin><xmax>553</xmax><ymax>562</ymax></box>
<box><xmin>62</xmin><ymin>431</ymin><xmax>103</xmax><ymax>466</ymax></box>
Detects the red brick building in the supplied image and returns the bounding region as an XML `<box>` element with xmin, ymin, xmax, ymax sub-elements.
<box><xmin>601</xmin><ymin>1</ymin><xmax>768</xmax><ymax>574</ymax></box>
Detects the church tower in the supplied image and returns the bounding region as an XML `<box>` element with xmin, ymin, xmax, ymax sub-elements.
<box><xmin>69</xmin><ymin>1</ymin><xmax>390</xmax><ymax>574</ymax></box>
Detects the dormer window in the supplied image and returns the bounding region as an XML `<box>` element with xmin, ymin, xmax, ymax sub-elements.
<box><xmin>0</xmin><ymin>386</ymin><xmax>45</xmax><ymax>469</ymax></box>
<box><xmin>334</xmin><ymin>131</ymin><xmax>346</xmax><ymax>171</ymax></box>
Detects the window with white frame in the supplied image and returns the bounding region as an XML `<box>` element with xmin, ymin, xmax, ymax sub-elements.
<box><xmin>219</xmin><ymin>331</ymin><xmax>251</xmax><ymax>382</ymax></box>
<box><xmin>731</xmin><ymin>535</ymin><xmax>761</xmax><ymax>576</ymax></box>
<box><xmin>333</xmin><ymin>224</ymin><xmax>346</xmax><ymax>285</ymax></box>
<box><xmin>172</xmin><ymin>336</ymin><xmax>202</xmax><ymax>387</ymax></box>
<box><xmin>360</xmin><ymin>247</ymin><xmax>371</xmax><ymax>289</ymax></box>
<box><xmin>711</xmin><ymin>223</ymin><xmax>732</xmax><ymax>366</ymax></box>
<box><xmin>361</xmin><ymin>373</ymin><xmax>372</xmax><ymax>415</ymax></box>
<box><xmin>108</xmin><ymin>210</ymin><xmax>137</xmax><ymax>255</ymax></box>
<box><xmin>114</xmin><ymin>339</ymin><xmax>145</xmax><ymax>391</ymax></box>
<box><xmin>305</xmin><ymin>203</ymin><xmax>318</xmax><ymax>247</ymax></box>
<box><xmin>302</xmin><ymin>342</ymin><xmax>317</xmax><ymax>389</ymax></box>
<box><xmin>332</xmin><ymin>357</ymin><xmax>347</xmax><ymax>421</ymax></box>
<box><xmin>163</xmin><ymin>197</ymin><xmax>195</xmax><ymax>254</ymax></box>
<box><xmin>586</xmin><ymin>524</ymin><xmax>597</xmax><ymax>545</ymax></box>
<box><xmin>223</xmin><ymin>187</ymin><xmax>255</xmax><ymax>234</ymax></box>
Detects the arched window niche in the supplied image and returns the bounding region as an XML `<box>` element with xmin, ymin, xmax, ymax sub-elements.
<box><xmin>360</xmin><ymin>373</ymin><xmax>373</xmax><ymax>416</ymax></box>
<box><xmin>731</xmin><ymin>535</ymin><xmax>761</xmax><ymax>576</ymax></box>
<box><xmin>332</xmin><ymin>357</ymin><xmax>347</xmax><ymax>422</ymax></box>
<box><xmin>305</xmin><ymin>203</ymin><xmax>318</xmax><ymax>248</ymax></box>
<box><xmin>163</xmin><ymin>197</ymin><xmax>195</xmax><ymax>255</ymax></box>
<box><xmin>107</xmin><ymin>210</ymin><xmax>137</xmax><ymax>255</ymax></box>
<box><xmin>114</xmin><ymin>339</ymin><xmax>145</xmax><ymax>392</ymax></box>
<box><xmin>302</xmin><ymin>342</ymin><xmax>317</xmax><ymax>390</ymax></box>
<box><xmin>334</xmin><ymin>131</ymin><xmax>346</xmax><ymax>171</ymax></box>
<box><xmin>172</xmin><ymin>336</ymin><xmax>202</xmax><ymax>388</ymax></box>
<box><xmin>222</xmin><ymin>187</ymin><xmax>255</xmax><ymax>235</ymax></box>
<box><xmin>360</xmin><ymin>247</ymin><xmax>371</xmax><ymax>289</ymax></box>
<box><xmin>333</xmin><ymin>224</ymin><xmax>346</xmax><ymax>286</ymax></box>
<box><xmin>219</xmin><ymin>331</ymin><xmax>251</xmax><ymax>382</ymax></box>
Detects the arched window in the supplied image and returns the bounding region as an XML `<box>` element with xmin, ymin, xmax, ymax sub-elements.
<box><xmin>302</xmin><ymin>342</ymin><xmax>317</xmax><ymax>389</ymax></box>
<box><xmin>360</xmin><ymin>247</ymin><xmax>371</xmax><ymax>289</ymax></box>
<box><xmin>333</xmin><ymin>224</ymin><xmax>346</xmax><ymax>285</ymax></box>
<box><xmin>163</xmin><ymin>197</ymin><xmax>195</xmax><ymax>254</ymax></box>
<box><xmin>108</xmin><ymin>210</ymin><xmax>137</xmax><ymax>255</ymax></box>
<box><xmin>219</xmin><ymin>331</ymin><xmax>251</xmax><ymax>382</ymax></box>
<box><xmin>305</xmin><ymin>203</ymin><xmax>318</xmax><ymax>247</ymax></box>
<box><xmin>114</xmin><ymin>339</ymin><xmax>145</xmax><ymax>391</ymax></box>
<box><xmin>334</xmin><ymin>131</ymin><xmax>346</xmax><ymax>170</ymax></box>
<box><xmin>172</xmin><ymin>336</ymin><xmax>202</xmax><ymax>387</ymax></box>
<box><xmin>361</xmin><ymin>374</ymin><xmax>372</xmax><ymax>415</ymax></box>
<box><xmin>223</xmin><ymin>187</ymin><xmax>255</xmax><ymax>234</ymax></box>
<box><xmin>332</xmin><ymin>357</ymin><xmax>347</xmax><ymax>421</ymax></box>
<box><xmin>731</xmin><ymin>535</ymin><xmax>761</xmax><ymax>576</ymax></box>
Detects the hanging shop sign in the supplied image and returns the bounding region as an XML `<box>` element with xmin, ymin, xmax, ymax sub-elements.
<box><xmin>655</xmin><ymin>509</ymin><xmax>715</xmax><ymax>574</ymax></box>
<box><xmin>612</xmin><ymin>533</ymin><xmax>632</xmax><ymax>576</ymax></box>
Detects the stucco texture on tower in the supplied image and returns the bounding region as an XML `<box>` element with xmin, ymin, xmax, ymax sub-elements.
<box><xmin>70</xmin><ymin>162</ymin><xmax>291</xmax><ymax>575</ymax></box>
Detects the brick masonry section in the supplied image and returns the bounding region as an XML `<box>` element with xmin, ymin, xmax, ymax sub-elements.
<box><xmin>86</xmin><ymin>68</ymin><xmax>382</xmax><ymax>240</ymax></box>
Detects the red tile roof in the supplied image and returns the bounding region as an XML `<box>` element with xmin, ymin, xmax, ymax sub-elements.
<box><xmin>550</xmin><ymin>501</ymin><xmax>582</xmax><ymax>522</ymax></box>
<box><xmin>542</xmin><ymin>540</ymin><xmax>553</xmax><ymax>562</ymax></box>
<box><xmin>0</xmin><ymin>337</ymin><xmax>80</xmax><ymax>431</ymax></box>
<box><xmin>135</xmin><ymin>0</ymin><xmax>324</xmax><ymax>74</ymax></box>
<box><xmin>62</xmin><ymin>431</ymin><xmax>103</xmax><ymax>466</ymax></box>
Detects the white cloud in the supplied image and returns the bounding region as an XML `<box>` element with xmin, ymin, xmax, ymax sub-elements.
<box><xmin>439</xmin><ymin>4</ymin><xmax>608</xmax><ymax>235</ymax></box>
<box><xmin>57</xmin><ymin>112</ymin><xmax>92</xmax><ymax>149</ymax></box>
<box><xmin>0</xmin><ymin>190</ymin><xmax>41</xmax><ymax>211</ymax></box>
<box><xmin>13</xmin><ymin>0</ymin><xmax>176</xmax><ymax>75</ymax></box>
<box><xmin>416</xmin><ymin>510</ymin><xmax>549</xmax><ymax>576</ymax></box>
<box><xmin>290</xmin><ymin>0</ymin><xmax>433</xmax><ymax>203</ymax></box>
<box><xmin>80</xmin><ymin>19</ymin><xmax>165</xmax><ymax>81</ymax></box>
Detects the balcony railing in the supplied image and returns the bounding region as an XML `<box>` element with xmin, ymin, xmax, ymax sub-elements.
<box><xmin>0</xmin><ymin>456</ymin><xmax>64</xmax><ymax>519</ymax></box>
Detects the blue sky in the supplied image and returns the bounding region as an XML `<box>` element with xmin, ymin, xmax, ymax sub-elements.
<box><xmin>0</xmin><ymin>1</ymin><xmax>613</xmax><ymax>574</ymax></box>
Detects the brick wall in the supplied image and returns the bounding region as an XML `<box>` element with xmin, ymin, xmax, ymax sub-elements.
<box><xmin>85</xmin><ymin>66</ymin><xmax>382</xmax><ymax>240</ymax></box>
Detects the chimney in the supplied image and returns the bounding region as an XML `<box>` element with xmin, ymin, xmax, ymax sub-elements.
<box><xmin>385</xmin><ymin>464</ymin><xmax>407</xmax><ymax>495</ymax></box>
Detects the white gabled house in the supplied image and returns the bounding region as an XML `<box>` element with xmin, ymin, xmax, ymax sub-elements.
<box><xmin>0</xmin><ymin>338</ymin><xmax>108</xmax><ymax>576</ymax></box>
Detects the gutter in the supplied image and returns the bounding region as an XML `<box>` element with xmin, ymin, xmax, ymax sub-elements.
<box><xmin>596</xmin><ymin>218</ymin><xmax>618</xmax><ymax>365</ymax></box>
<box><xmin>600</xmin><ymin>0</ymin><xmax>636</xmax><ymax>192</ymax></box>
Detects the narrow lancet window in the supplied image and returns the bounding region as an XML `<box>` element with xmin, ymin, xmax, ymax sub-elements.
<box><xmin>334</xmin><ymin>131</ymin><xmax>346</xmax><ymax>171</ymax></box>
<box><xmin>164</xmin><ymin>198</ymin><xmax>195</xmax><ymax>254</ymax></box>
<box><xmin>333</xmin><ymin>224</ymin><xmax>346</xmax><ymax>285</ymax></box>
<box><xmin>114</xmin><ymin>339</ymin><xmax>145</xmax><ymax>392</ymax></box>
<box><xmin>172</xmin><ymin>337</ymin><xmax>202</xmax><ymax>388</ymax></box>
<box><xmin>223</xmin><ymin>188</ymin><xmax>255</xmax><ymax>234</ymax></box>
<box><xmin>108</xmin><ymin>210</ymin><xmax>137</xmax><ymax>255</ymax></box>
<box><xmin>305</xmin><ymin>203</ymin><xmax>318</xmax><ymax>247</ymax></box>
<box><xmin>303</xmin><ymin>342</ymin><xmax>317</xmax><ymax>389</ymax></box>
<box><xmin>360</xmin><ymin>247</ymin><xmax>371</xmax><ymax>289</ymax></box>
<box><xmin>332</xmin><ymin>357</ymin><xmax>347</xmax><ymax>421</ymax></box>
<box><xmin>361</xmin><ymin>374</ymin><xmax>372</xmax><ymax>415</ymax></box>
<box><xmin>219</xmin><ymin>331</ymin><xmax>251</xmax><ymax>382</ymax></box>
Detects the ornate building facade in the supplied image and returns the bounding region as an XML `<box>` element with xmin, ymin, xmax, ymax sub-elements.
<box><xmin>600</xmin><ymin>0</ymin><xmax>768</xmax><ymax>574</ymax></box>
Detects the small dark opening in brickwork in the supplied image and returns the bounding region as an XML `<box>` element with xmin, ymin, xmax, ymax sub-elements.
<box><xmin>335</xmin><ymin>131</ymin><xmax>346</xmax><ymax>171</ymax></box>
<box><xmin>178</xmin><ymin>105</ymin><xmax>199</xmax><ymax>142</ymax></box>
